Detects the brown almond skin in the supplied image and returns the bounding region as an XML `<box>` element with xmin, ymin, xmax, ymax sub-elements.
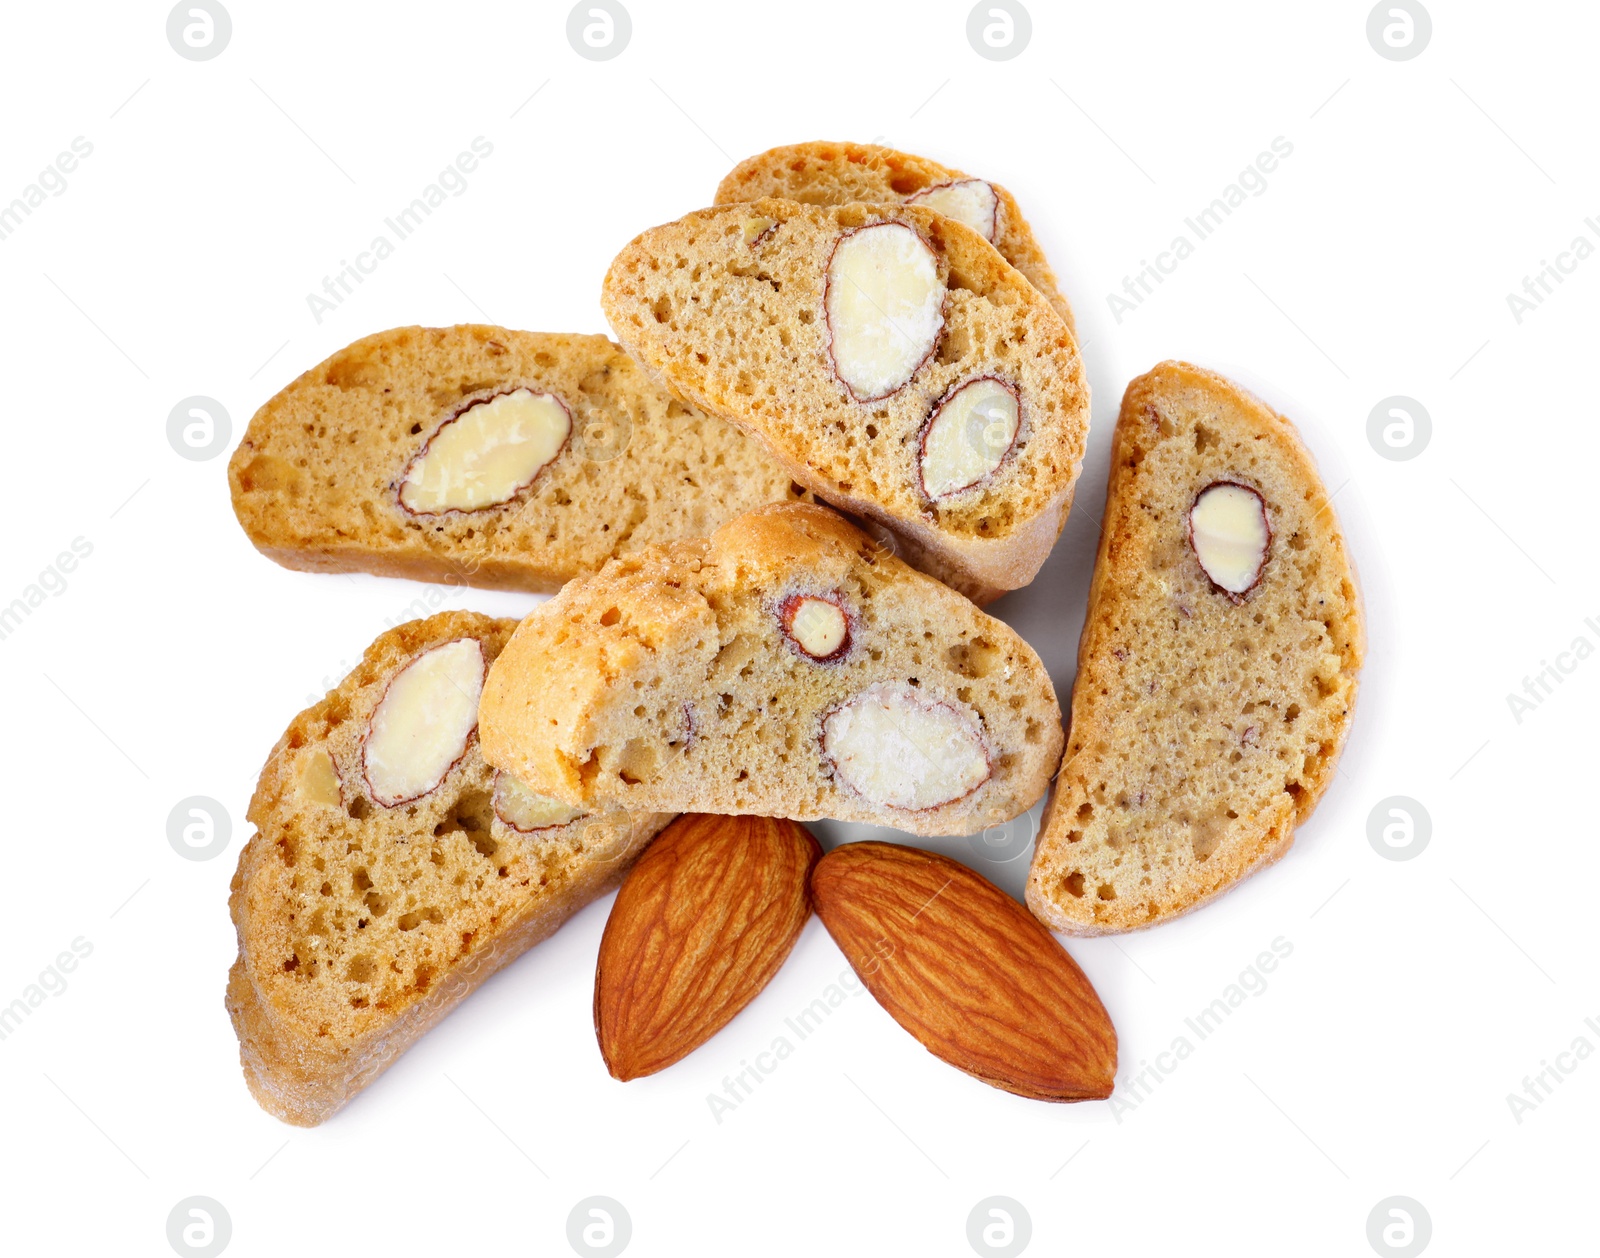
<box><xmin>595</xmin><ymin>813</ymin><xmax>822</xmax><ymax>1080</ymax></box>
<box><xmin>812</xmin><ymin>841</ymin><xmax>1116</xmax><ymax>1100</ymax></box>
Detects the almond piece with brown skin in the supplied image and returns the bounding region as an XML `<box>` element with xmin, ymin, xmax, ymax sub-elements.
<box><xmin>811</xmin><ymin>841</ymin><xmax>1116</xmax><ymax>1101</ymax></box>
<box><xmin>777</xmin><ymin>592</ymin><xmax>852</xmax><ymax>662</ymax></box>
<box><xmin>905</xmin><ymin>178</ymin><xmax>1001</xmax><ymax>242</ymax></box>
<box><xmin>823</xmin><ymin>221</ymin><xmax>945</xmax><ymax>401</ymax></box>
<box><xmin>361</xmin><ymin>637</ymin><xmax>484</xmax><ymax>806</ymax></box>
<box><xmin>1189</xmin><ymin>480</ymin><xmax>1271</xmax><ymax>600</ymax></box>
<box><xmin>918</xmin><ymin>376</ymin><xmax>1021</xmax><ymax>501</ymax></box>
<box><xmin>821</xmin><ymin>683</ymin><xmax>991</xmax><ymax>812</ymax></box>
<box><xmin>595</xmin><ymin>813</ymin><xmax>822</xmax><ymax>1081</ymax></box>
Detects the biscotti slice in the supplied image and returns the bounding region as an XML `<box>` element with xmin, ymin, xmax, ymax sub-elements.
<box><xmin>228</xmin><ymin>325</ymin><xmax>803</xmax><ymax>593</ymax></box>
<box><xmin>715</xmin><ymin>140</ymin><xmax>1076</xmax><ymax>334</ymax></box>
<box><xmin>1026</xmin><ymin>362</ymin><xmax>1364</xmax><ymax>934</ymax></box>
<box><xmin>478</xmin><ymin>503</ymin><xmax>1064</xmax><ymax>838</ymax></box>
<box><xmin>601</xmin><ymin>200</ymin><xmax>1090</xmax><ymax>604</ymax></box>
<box><xmin>226</xmin><ymin>611</ymin><xmax>671</xmax><ymax>1125</ymax></box>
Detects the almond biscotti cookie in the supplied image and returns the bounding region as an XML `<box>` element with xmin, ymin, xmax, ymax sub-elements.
<box><xmin>1027</xmin><ymin>363</ymin><xmax>1364</xmax><ymax>934</ymax></box>
<box><xmin>715</xmin><ymin>140</ymin><xmax>1076</xmax><ymax>334</ymax></box>
<box><xmin>226</xmin><ymin>611</ymin><xmax>671</xmax><ymax>1125</ymax></box>
<box><xmin>601</xmin><ymin>201</ymin><xmax>1091</xmax><ymax>604</ymax></box>
<box><xmin>478</xmin><ymin>504</ymin><xmax>1064</xmax><ymax>838</ymax></box>
<box><xmin>228</xmin><ymin>325</ymin><xmax>802</xmax><ymax>593</ymax></box>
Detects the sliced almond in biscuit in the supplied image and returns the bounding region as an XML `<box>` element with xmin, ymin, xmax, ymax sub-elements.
<box><xmin>822</xmin><ymin>682</ymin><xmax>991</xmax><ymax>811</ymax></box>
<box><xmin>600</xmin><ymin>202</ymin><xmax>1090</xmax><ymax>601</ymax></box>
<box><xmin>297</xmin><ymin>748</ymin><xmax>343</xmax><ymax>807</ymax></box>
<box><xmin>229</xmin><ymin>328</ymin><xmax>804</xmax><ymax>595</ymax></box>
<box><xmin>400</xmin><ymin>388</ymin><xmax>571</xmax><ymax>514</ymax></box>
<box><xmin>362</xmin><ymin>638</ymin><xmax>485</xmax><ymax>806</ymax></box>
<box><xmin>493</xmin><ymin>771</ymin><xmax>584</xmax><ymax>832</ymax></box>
<box><xmin>477</xmin><ymin>504</ymin><xmax>1062</xmax><ymax>837</ymax></box>
<box><xmin>227</xmin><ymin>611</ymin><xmax>672</xmax><ymax>1126</ymax></box>
<box><xmin>919</xmin><ymin>377</ymin><xmax>1020</xmax><ymax>500</ymax></box>
<box><xmin>712</xmin><ymin>141</ymin><xmax>1075</xmax><ymax>333</ymax></box>
<box><xmin>742</xmin><ymin>215</ymin><xmax>777</xmax><ymax>246</ymax></box>
<box><xmin>779</xmin><ymin>594</ymin><xmax>851</xmax><ymax>661</ymax></box>
<box><xmin>1027</xmin><ymin>362</ymin><xmax>1363</xmax><ymax>934</ymax></box>
<box><xmin>824</xmin><ymin>222</ymin><xmax>944</xmax><ymax>402</ymax></box>
<box><xmin>1189</xmin><ymin>481</ymin><xmax>1270</xmax><ymax>599</ymax></box>
<box><xmin>905</xmin><ymin>178</ymin><xmax>999</xmax><ymax>242</ymax></box>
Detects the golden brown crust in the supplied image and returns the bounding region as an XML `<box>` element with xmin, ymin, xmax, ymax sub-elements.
<box><xmin>601</xmin><ymin>201</ymin><xmax>1090</xmax><ymax>598</ymax></box>
<box><xmin>714</xmin><ymin>141</ymin><xmax>1076</xmax><ymax>335</ymax></box>
<box><xmin>479</xmin><ymin>504</ymin><xmax>1064</xmax><ymax>837</ymax></box>
<box><xmin>227</xmin><ymin>326</ymin><xmax>802</xmax><ymax>594</ymax></box>
<box><xmin>225</xmin><ymin>611</ymin><xmax>671</xmax><ymax>1124</ymax></box>
<box><xmin>1027</xmin><ymin>363</ymin><xmax>1364</xmax><ymax>934</ymax></box>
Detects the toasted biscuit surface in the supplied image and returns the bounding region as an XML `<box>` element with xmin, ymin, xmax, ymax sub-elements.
<box><xmin>601</xmin><ymin>202</ymin><xmax>1090</xmax><ymax>601</ymax></box>
<box><xmin>479</xmin><ymin>504</ymin><xmax>1064</xmax><ymax>838</ymax></box>
<box><xmin>1027</xmin><ymin>363</ymin><xmax>1363</xmax><ymax>933</ymax></box>
<box><xmin>226</xmin><ymin>611</ymin><xmax>670</xmax><ymax>1125</ymax></box>
<box><xmin>715</xmin><ymin>141</ymin><xmax>1076</xmax><ymax>334</ymax></box>
<box><xmin>228</xmin><ymin>325</ymin><xmax>801</xmax><ymax>593</ymax></box>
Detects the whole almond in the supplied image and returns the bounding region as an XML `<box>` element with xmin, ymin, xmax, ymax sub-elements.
<box><xmin>811</xmin><ymin>841</ymin><xmax>1116</xmax><ymax>1100</ymax></box>
<box><xmin>595</xmin><ymin>813</ymin><xmax>821</xmax><ymax>1080</ymax></box>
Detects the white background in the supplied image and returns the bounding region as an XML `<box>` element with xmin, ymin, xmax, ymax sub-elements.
<box><xmin>1</xmin><ymin>1</ymin><xmax>1594</xmax><ymax>1254</ymax></box>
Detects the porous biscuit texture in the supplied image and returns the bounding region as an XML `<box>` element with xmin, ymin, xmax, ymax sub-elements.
<box><xmin>714</xmin><ymin>141</ymin><xmax>1076</xmax><ymax>334</ymax></box>
<box><xmin>226</xmin><ymin>611</ymin><xmax>670</xmax><ymax>1124</ymax></box>
<box><xmin>1027</xmin><ymin>363</ymin><xmax>1364</xmax><ymax>934</ymax></box>
<box><xmin>601</xmin><ymin>201</ymin><xmax>1090</xmax><ymax>601</ymax></box>
<box><xmin>478</xmin><ymin>504</ymin><xmax>1064</xmax><ymax>837</ymax></box>
<box><xmin>228</xmin><ymin>325</ymin><xmax>802</xmax><ymax>593</ymax></box>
